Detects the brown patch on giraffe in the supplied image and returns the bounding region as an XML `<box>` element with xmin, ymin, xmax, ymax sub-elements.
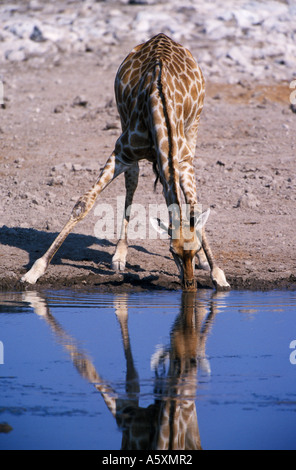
<box><xmin>151</xmin><ymin>109</ymin><xmax>163</xmax><ymax>127</ymax></box>
<box><xmin>190</xmin><ymin>84</ymin><xmax>199</xmax><ymax>103</ymax></box>
<box><xmin>176</xmin><ymin>105</ymin><xmax>183</xmax><ymax>122</ymax></box>
<box><xmin>175</xmin><ymin>90</ymin><xmax>183</xmax><ymax>105</ymax></box>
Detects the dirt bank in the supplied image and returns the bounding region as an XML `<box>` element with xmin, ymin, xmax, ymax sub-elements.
<box><xmin>1</xmin><ymin>3</ymin><xmax>296</xmax><ymax>293</ymax></box>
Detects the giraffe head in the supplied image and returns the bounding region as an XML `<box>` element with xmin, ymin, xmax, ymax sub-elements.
<box><xmin>151</xmin><ymin>209</ymin><xmax>210</xmax><ymax>292</ymax></box>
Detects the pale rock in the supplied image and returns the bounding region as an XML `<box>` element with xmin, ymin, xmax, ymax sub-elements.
<box><xmin>227</xmin><ymin>46</ymin><xmax>252</xmax><ymax>68</ymax></box>
<box><xmin>4</xmin><ymin>20</ymin><xmax>39</xmax><ymax>40</ymax></box>
<box><xmin>41</xmin><ymin>24</ymin><xmax>67</xmax><ymax>43</ymax></box>
<box><xmin>232</xmin><ymin>9</ymin><xmax>263</xmax><ymax>28</ymax></box>
<box><xmin>29</xmin><ymin>0</ymin><xmax>43</xmax><ymax>11</ymax></box>
<box><xmin>203</xmin><ymin>19</ymin><xmax>235</xmax><ymax>41</ymax></box>
<box><xmin>236</xmin><ymin>192</ymin><xmax>261</xmax><ymax>210</ymax></box>
<box><xmin>5</xmin><ymin>48</ymin><xmax>27</xmax><ymax>62</ymax></box>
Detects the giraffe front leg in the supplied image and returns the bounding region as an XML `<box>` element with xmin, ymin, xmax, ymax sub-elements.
<box><xmin>21</xmin><ymin>152</ymin><xmax>128</xmax><ymax>284</ymax></box>
<box><xmin>112</xmin><ymin>238</ymin><xmax>128</xmax><ymax>272</ymax></box>
<box><xmin>210</xmin><ymin>266</ymin><xmax>230</xmax><ymax>290</ymax></box>
<box><xmin>179</xmin><ymin>157</ymin><xmax>230</xmax><ymax>290</ymax></box>
<box><xmin>196</xmin><ymin>248</ymin><xmax>210</xmax><ymax>272</ymax></box>
<box><xmin>202</xmin><ymin>231</ymin><xmax>230</xmax><ymax>290</ymax></box>
<box><xmin>112</xmin><ymin>163</ymin><xmax>139</xmax><ymax>272</ymax></box>
<box><xmin>21</xmin><ymin>215</ymin><xmax>79</xmax><ymax>285</ymax></box>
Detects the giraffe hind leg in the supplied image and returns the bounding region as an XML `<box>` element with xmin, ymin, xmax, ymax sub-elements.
<box><xmin>21</xmin><ymin>153</ymin><xmax>129</xmax><ymax>285</ymax></box>
<box><xmin>112</xmin><ymin>163</ymin><xmax>140</xmax><ymax>272</ymax></box>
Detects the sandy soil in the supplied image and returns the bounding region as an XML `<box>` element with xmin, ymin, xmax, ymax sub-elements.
<box><xmin>1</xmin><ymin>19</ymin><xmax>296</xmax><ymax>293</ymax></box>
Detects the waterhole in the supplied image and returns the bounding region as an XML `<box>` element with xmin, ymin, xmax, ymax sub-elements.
<box><xmin>0</xmin><ymin>289</ymin><xmax>295</xmax><ymax>450</ymax></box>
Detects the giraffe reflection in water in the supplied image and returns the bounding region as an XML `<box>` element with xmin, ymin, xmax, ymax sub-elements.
<box><xmin>25</xmin><ymin>291</ymin><xmax>222</xmax><ymax>450</ymax></box>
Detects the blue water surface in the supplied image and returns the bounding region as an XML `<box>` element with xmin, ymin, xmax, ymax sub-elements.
<box><xmin>0</xmin><ymin>289</ymin><xmax>295</xmax><ymax>450</ymax></box>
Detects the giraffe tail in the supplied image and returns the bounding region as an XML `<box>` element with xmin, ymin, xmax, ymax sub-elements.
<box><xmin>150</xmin><ymin>62</ymin><xmax>181</xmax><ymax>205</ymax></box>
<box><xmin>153</xmin><ymin>161</ymin><xmax>160</xmax><ymax>191</ymax></box>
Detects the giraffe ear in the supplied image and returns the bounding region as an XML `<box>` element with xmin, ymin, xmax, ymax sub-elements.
<box><xmin>194</xmin><ymin>208</ymin><xmax>210</xmax><ymax>233</ymax></box>
<box><xmin>150</xmin><ymin>217</ymin><xmax>171</xmax><ymax>238</ymax></box>
<box><xmin>150</xmin><ymin>209</ymin><xmax>210</xmax><ymax>238</ymax></box>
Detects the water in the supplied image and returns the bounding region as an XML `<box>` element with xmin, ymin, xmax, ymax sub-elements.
<box><xmin>0</xmin><ymin>289</ymin><xmax>295</xmax><ymax>450</ymax></box>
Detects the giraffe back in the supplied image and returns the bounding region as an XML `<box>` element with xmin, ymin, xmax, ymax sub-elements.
<box><xmin>114</xmin><ymin>34</ymin><xmax>205</xmax><ymax>165</ymax></box>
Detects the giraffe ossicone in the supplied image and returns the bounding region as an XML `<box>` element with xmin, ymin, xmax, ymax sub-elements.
<box><xmin>21</xmin><ymin>33</ymin><xmax>230</xmax><ymax>292</ymax></box>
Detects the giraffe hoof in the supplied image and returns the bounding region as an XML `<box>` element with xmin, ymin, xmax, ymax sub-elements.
<box><xmin>20</xmin><ymin>258</ymin><xmax>47</xmax><ymax>285</ymax></box>
<box><xmin>112</xmin><ymin>259</ymin><xmax>126</xmax><ymax>272</ymax></box>
<box><xmin>211</xmin><ymin>267</ymin><xmax>230</xmax><ymax>291</ymax></box>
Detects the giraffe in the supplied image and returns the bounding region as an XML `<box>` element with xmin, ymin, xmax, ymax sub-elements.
<box><xmin>21</xmin><ymin>33</ymin><xmax>230</xmax><ymax>292</ymax></box>
<box><xmin>24</xmin><ymin>290</ymin><xmax>219</xmax><ymax>450</ymax></box>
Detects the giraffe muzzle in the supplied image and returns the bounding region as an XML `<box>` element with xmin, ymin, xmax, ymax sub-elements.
<box><xmin>182</xmin><ymin>278</ymin><xmax>197</xmax><ymax>292</ymax></box>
